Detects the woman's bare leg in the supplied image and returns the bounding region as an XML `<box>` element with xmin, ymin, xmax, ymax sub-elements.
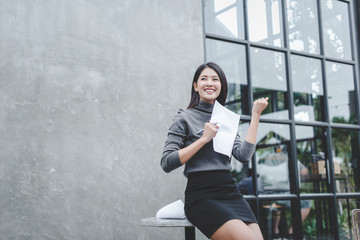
<box><xmin>211</xmin><ymin>219</ymin><xmax>264</xmax><ymax>240</ymax></box>
<box><xmin>247</xmin><ymin>223</ymin><xmax>264</xmax><ymax>240</ymax></box>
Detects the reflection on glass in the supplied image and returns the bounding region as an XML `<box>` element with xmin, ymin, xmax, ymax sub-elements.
<box><xmin>302</xmin><ymin>199</ymin><xmax>335</xmax><ymax>239</ymax></box>
<box><xmin>287</xmin><ymin>0</ymin><xmax>320</xmax><ymax>54</ymax></box>
<box><xmin>321</xmin><ymin>0</ymin><xmax>352</xmax><ymax>60</ymax></box>
<box><xmin>235</xmin><ymin>167</ymin><xmax>262</xmax><ymax>195</ymax></box>
<box><xmin>204</xmin><ymin>0</ymin><xmax>244</xmax><ymax>39</ymax></box>
<box><xmin>331</xmin><ymin>129</ymin><xmax>360</xmax><ymax>193</ymax></box>
<box><xmin>295</xmin><ymin>126</ymin><xmax>328</xmax><ymax>193</ymax></box>
<box><xmin>291</xmin><ymin>55</ymin><xmax>324</xmax><ymax>122</ymax></box>
<box><xmin>232</xmin><ymin>121</ymin><xmax>256</xmax><ymax>193</ymax></box>
<box><xmin>255</xmin><ymin>123</ymin><xmax>291</xmax><ymax>194</ymax></box>
<box><xmin>247</xmin><ymin>0</ymin><xmax>283</xmax><ymax>47</ymax></box>
<box><xmin>206</xmin><ymin>39</ymin><xmax>248</xmax><ymax>115</ymax></box>
<box><xmin>337</xmin><ymin>198</ymin><xmax>360</xmax><ymax>239</ymax></box>
<box><xmin>251</xmin><ymin>47</ymin><xmax>288</xmax><ymax>119</ymax></box>
<box><xmin>259</xmin><ymin>200</ymin><xmax>292</xmax><ymax>239</ymax></box>
<box><xmin>326</xmin><ymin>62</ymin><xmax>356</xmax><ymax>124</ymax></box>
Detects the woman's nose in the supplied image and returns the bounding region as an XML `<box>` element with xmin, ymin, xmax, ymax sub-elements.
<box><xmin>206</xmin><ymin>79</ymin><xmax>214</xmax><ymax>86</ymax></box>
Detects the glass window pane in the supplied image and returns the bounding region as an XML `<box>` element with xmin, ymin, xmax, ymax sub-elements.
<box><xmin>331</xmin><ymin>129</ymin><xmax>360</xmax><ymax>193</ymax></box>
<box><xmin>232</xmin><ymin>160</ymin><xmax>253</xmax><ymax>194</ymax></box>
<box><xmin>247</xmin><ymin>0</ymin><xmax>284</xmax><ymax>47</ymax></box>
<box><xmin>296</xmin><ymin>126</ymin><xmax>329</xmax><ymax>193</ymax></box>
<box><xmin>287</xmin><ymin>0</ymin><xmax>320</xmax><ymax>54</ymax></box>
<box><xmin>302</xmin><ymin>199</ymin><xmax>336</xmax><ymax>239</ymax></box>
<box><xmin>206</xmin><ymin>39</ymin><xmax>248</xmax><ymax>115</ymax></box>
<box><xmin>321</xmin><ymin>0</ymin><xmax>353</xmax><ymax>60</ymax></box>
<box><xmin>326</xmin><ymin>62</ymin><xmax>357</xmax><ymax>124</ymax></box>
<box><xmin>291</xmin><ymin>55</ymin><xmax>324</xmax><ymax>122</ymax></box>
<box><xmin>251</xmin><ymin>48</ymin><xmax>288</xmax><ymax>119</ymax></box>
<box><xmin>234</xmin><ymin>166</ymin><xmax>257</xmax><ymax>195</ymax></box>
<box><xmin>255</xmin><ymin>123</ymin><xmax>291</xmax><ymax>194</ymax></box>
<box><xmin>259</xmin><ymin>200</ymin><xmax>292</xmax><ymax>239</ymax></box>
<box><xmin>232</xmin><ymin>121</ymin><xmax>256</xmax><ymax>195</ymax></box>
<box><xmin>204</xmin><ymin>0</ymin><xmax>245</xmax><ymax>39</ymax></box>
<box><xmin>337</xmin><ymin>198</ymin><xmax>360</xmax><ymax>239</ymax></box>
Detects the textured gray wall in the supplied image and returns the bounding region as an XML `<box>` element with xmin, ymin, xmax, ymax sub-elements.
<box><xmin>0</xmin><ymin>1</ymin><xmax>205</xmax><ymax>239</ymax></box>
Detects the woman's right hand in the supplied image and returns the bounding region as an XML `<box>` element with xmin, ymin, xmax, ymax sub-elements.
<box><xmin>200</xmin><ymin>122</ymin><xmax>219</xmax><ymax>143</ymax></box>
<box><xmin>178</xmin><ymin>121</ymin><xmax>219</xmax><ymax>165</ymax></box>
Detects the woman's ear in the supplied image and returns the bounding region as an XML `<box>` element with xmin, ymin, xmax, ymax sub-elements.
<box><xmin>193</xmin><ymin>82</ymin><xmax>198</xmax><ymax>92</ymax></box>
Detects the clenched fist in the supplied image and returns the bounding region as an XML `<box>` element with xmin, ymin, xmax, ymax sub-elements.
<box><xmin>252</xmin><ymin>97</ymin><xmax>269</xmax><ymax>116</ymax></box>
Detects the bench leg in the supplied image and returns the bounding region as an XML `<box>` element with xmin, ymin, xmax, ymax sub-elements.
<box><xmin>185</xmin><ymin>227</ymin><xmax>195</xmax><ymax>240</ymax></box>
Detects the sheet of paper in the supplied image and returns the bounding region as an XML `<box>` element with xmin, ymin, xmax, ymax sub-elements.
<box><xmin>211</xmin><ymin>100</ymin><xmax>240</xmax><ymax>157</ymax></box>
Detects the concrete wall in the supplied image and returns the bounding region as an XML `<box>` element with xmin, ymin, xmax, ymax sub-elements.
<box><xmin>0</xmin><ymin>0</ymin><xmax>205</xmax><ymax>239</ymax></box>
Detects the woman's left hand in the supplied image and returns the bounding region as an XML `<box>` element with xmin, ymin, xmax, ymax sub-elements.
<box><xmin>252</xmin><ymin>97</ymin><xmax>269</xmax><ymax>116</ymax></box>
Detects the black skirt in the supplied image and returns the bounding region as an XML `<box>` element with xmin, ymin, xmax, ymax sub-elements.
<box><xmin>184</xmin><ymin>170</ymin><xmax>257</xmax><ymax>239</ymax></box>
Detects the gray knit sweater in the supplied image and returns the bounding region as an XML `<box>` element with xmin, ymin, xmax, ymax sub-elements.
<box><xmin>161</xmin><ymin>101</ymin><xmax>256</xmax><ymax>177</ymax></box>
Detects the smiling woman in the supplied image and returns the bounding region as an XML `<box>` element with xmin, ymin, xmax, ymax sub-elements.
<box><xmin>188</xmin><ymin>62</ymin><xmax>228</xmax><ymax>109</ymax></box>
<box><xmin>161</xmin><ymin>62</ymin><xmax>268</xmax><ymax>240</ymax></box>
<box><xmin>193</xmin><ymin>67</ymin><xmax>221</xmax><ymax>104</ymax></box>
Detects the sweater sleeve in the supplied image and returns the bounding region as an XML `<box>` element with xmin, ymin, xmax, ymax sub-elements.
<box><xmin>160</xmin><ymin>110</ymin><xmax>187</xmax><ymax>173</ymax></box>
<box><xmin>232</xmin><ymin>134</ymin><xmax>256</xmax><ymax>163</ymax></box>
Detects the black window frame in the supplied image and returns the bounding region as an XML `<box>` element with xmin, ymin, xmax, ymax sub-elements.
<box><xmin>202</xmin><ymin>0</ymin><xmax>360</xmax><ymax>239</ymax></box>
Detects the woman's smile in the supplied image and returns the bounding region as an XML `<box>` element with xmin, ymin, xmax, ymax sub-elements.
<box><xmin>204</xmin><ymin>88</ymin><xmax>216</xmax><ymax>92</ymax></box>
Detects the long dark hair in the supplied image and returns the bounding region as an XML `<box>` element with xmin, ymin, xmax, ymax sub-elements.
<box><xmin>187</xmin><ymin>62</ymin><xmax>228</xmax><ymax>109</ymax></box>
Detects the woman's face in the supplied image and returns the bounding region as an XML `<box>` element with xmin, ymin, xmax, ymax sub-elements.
<box><xmin>193</xmin><ymin>67</ymin><xmax>221</xmax><ymax>104</ymax></box>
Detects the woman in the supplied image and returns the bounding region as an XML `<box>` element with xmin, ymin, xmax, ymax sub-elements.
<box><xmin>161</xmin><ymin>62</ymin><xmax>268</xmax><ymax>240</ymax></box>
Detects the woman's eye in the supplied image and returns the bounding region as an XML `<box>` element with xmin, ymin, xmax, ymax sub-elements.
<box><xmin>201</xmin><ymin>78</ymin><xmax>207</xmax><ymax>81</ymax></box>
<box><xmin>213</xmin><ymin>78</ymin><xmax>219</xmax><ymax>81</ymax></box>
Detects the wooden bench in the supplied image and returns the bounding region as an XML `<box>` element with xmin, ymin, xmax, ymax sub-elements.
<box><xmin>141</xmin><ymin>217</ymin><xmax>196</xmax><ymax>240</ymax></box>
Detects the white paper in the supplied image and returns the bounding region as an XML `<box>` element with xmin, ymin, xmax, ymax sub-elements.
<box><xmin>156</xmin><ymin>199</ymin><xmax>186</xmax><ymax>219</ymax></box>
<box><xmin>211</xmin><ymin>100</ymin><xmax>240</xmax><ymax>157</ymax></box>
